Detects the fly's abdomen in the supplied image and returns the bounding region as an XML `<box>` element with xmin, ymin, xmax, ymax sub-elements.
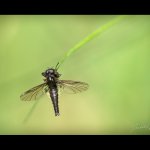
<box><xmin>50</xmin><ymin>88</ymin><xmax>59</xmax><ymax>116</ymax></box>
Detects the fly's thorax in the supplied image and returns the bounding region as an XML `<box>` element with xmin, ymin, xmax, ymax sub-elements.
<box><xmin>42</xmin><ymin>68</ymin><xmax>61</xmax><ymax>80</ymax></box>
<box><xmin>43</xmin><ymin>68</ymin><xmax>60</xmax><ymax>89</ymax></box>
<box><xmin>47</xmin><ymin>77</ymin><xmax>58</xmax><ymax>90</ymax></box>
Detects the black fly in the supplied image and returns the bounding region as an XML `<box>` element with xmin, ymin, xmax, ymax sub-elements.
<box><xmin>20</xmin><ymin>63</ymin><xmax>89</xmax><ymax>116</ymax></box>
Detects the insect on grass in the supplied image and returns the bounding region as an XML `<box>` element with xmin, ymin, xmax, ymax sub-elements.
<box><xmin>20</xmin><ymin>62</ymin><xmax>89</xmax><ymax>116</ymax></box>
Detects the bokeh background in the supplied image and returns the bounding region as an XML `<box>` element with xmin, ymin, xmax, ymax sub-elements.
<box><xmin>0</xmin><ymin>15</ymin><xmax>150</xmax><ymax>134</ymax></box>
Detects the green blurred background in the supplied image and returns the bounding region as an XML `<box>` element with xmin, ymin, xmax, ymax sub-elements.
<box><xmin>0</xmin><ymin>15</ymin><xmax>150</xmax><ymax>134</ymax></box>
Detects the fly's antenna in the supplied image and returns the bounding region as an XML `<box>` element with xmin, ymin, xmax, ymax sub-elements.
<box><xmin>55</xmin><ymin>62</ymin><xmax>60</xmax><ymax>70</ymax></box>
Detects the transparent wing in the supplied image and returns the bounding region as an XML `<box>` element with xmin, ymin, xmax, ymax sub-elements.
<box><xmin>57</xmin><ymin>80</ymin><xmax>89</xmax><ymax>94</ymax></box>
<box><xmin>20</xmin><ymin>83</ymin><xmax>49</xmax><ymax>101</ymax></box>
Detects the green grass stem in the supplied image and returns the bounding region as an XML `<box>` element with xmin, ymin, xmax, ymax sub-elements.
<box><xmin>58</xmin><ymin>15</ymin><xmax>127</xmax><ymax>67</ymax></box>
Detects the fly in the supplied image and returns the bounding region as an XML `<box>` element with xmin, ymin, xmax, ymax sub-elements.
<box><xmin>20</xmin><ymin>63</ymin><xmax>89</xmax><ymax>116</ymax></box>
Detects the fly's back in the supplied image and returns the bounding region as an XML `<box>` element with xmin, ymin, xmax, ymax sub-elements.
<box><xmin>42</xmin><ymin>68</ymin><xmax>61</xmax><ymax>81</ymax></box>
<box><xmin>42</xmin><ymin>68</ymin><xmax>60</xmax><ymax>116</ymax></box>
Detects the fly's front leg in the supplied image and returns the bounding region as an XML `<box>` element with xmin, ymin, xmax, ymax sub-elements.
<box><xmin>43</xmin><ymin>79</ymin><xmax>47</xmax><ymax>82</ymax></box>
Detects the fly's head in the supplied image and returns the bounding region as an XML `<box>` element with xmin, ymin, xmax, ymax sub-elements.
<box><xmin>42</xmin><ymin>68</ymin><xmax>61</xmax><ymax>80</ymax></box>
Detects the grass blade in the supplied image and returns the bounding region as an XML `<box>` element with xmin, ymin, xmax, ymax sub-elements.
<box><xmin>23</xmin><ymin>100</ymin><xmax>40</xmax><ymax>123</ymax></box>
<box><xmin>58</xmin><ymin>15</ymin><xmax>127</xmax><ymax>67</ymax></box>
